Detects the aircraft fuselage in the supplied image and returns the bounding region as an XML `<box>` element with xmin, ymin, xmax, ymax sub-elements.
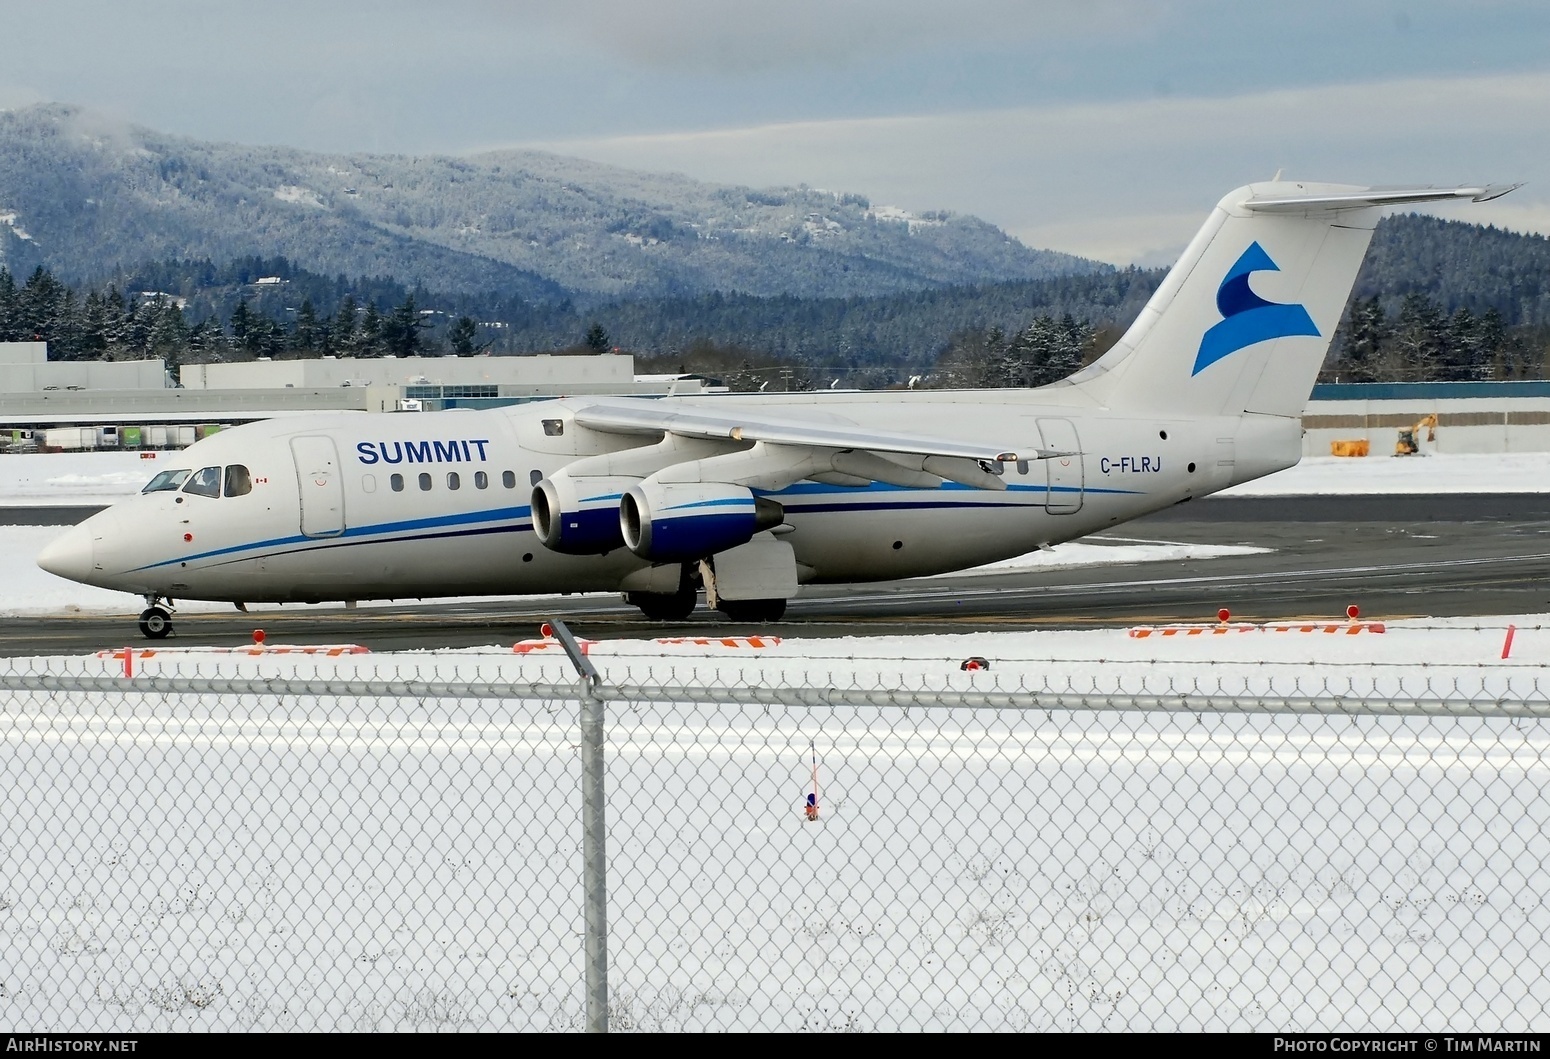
<box><xmin>41</xmin><ymin>390</ymin><xmax>1296</xmax><ymax>606</ymax></box>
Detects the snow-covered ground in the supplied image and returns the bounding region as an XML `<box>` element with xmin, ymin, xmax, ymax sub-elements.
<box><xmin>1219</xmin><ymin>451</ymin><xmax>1550</xmax><ymax>496</ymax></box>
<box><xmin>3</xmin><ymin>619</ymin><xmax>1549</xmax><ymax>1032</ymax></box>
<box><xmin>0</xmin><ymin>451</ymin><xmax>164</xmax><ymax>506</ymax></box>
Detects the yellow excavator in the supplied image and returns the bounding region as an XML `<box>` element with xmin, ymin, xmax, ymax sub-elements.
<box><xmin>1394</xmin><ymin>414</ymin><xmax>1438</xmax><ymax>456</ymax></box>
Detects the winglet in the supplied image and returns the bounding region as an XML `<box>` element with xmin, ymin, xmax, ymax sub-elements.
<box><xmin>1472</xmin><ymin>183</ymin><xmax>1523</xmax><ymax>203</ymax></box>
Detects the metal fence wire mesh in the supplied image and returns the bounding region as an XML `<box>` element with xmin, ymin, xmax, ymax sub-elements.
<box><xmin>1</xmin><ymin>652</ymin><xmax>1548</xmax><ymax>1031</ymax></box>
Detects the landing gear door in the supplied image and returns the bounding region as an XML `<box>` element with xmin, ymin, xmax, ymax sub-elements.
<box><xmin>1036</xmin><ymin>418</ymin><xmax>1083</xmax><ymax>514</ymax></box>
<box><xmin>291</xmin><ymin>436</ymin><xmax>345</xmax><ymax>538</ymax></box>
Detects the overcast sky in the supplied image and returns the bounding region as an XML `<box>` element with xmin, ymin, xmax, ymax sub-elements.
<box><xmin>3</xmin><ymin>1</ymin><xmax>1548</xmax><ymax>264</ymax></box>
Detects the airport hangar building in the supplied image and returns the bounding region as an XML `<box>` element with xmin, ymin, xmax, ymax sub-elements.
<box><xmin>4</xmin><ymin>340</ymin><xmax>1550</xmax><ymax>456</ymax></box>
<box><xmin>0</xmin><ymin>342</ymin><xmax>722</xmax><ymax>449</ymax></box>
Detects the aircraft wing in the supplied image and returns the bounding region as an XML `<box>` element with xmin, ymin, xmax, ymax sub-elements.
<box><xmin>572</xmin><ymin>399</ymin><xmax>1069</xmax><ymax>464</ymax></box>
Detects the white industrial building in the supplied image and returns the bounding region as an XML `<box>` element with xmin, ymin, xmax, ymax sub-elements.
<box><xmin>179</xmin><ymin>353</ymin><xmax>643</xmax><ymax>395</ymax></box>
<box><xmin>1301</xmin><ymin>381</ymin><xmax>1550</xmax><ymax>456</ymax></box>
<box><xmin>0</xmin><ymin>341</ymin><xmax>167</xmax><ymax>391</ymax></box>
<box><xmin>0</xmin><ymin>343</ymin><xmax>720</xmax><ymax>450</ymax></box>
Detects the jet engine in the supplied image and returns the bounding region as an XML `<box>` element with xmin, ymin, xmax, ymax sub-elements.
<box><xmin>531</xmin><ymin>474</ymin><xmax>639</xmax><ymax>554</ymax></box>
<box><xmin>619</xmin><ymin>481</ymin><xmax>784</xmax><ymax>562</ymax></box>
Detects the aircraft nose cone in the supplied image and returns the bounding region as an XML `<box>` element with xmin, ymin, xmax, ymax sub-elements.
<box><xmin>36</xmin><ymin>524</ymin><xmax>95</xmax><ymax>583</ymax></box>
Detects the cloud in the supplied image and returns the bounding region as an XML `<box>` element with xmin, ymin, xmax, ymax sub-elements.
<box><xmin>481</xmin><ymin>0</ymin><xmax>1160</xmax><ymax>71</ymax></box>
<box><xmin>522</xmin><ymin>71</ymin><xmax>1550</xmax><ymax>263</ymax></box>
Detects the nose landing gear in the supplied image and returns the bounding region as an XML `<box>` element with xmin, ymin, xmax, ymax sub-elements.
<box><xmin>138</xmin><ymin>595</ymin><xmax>175</xmax><ymax>639</ymax></box>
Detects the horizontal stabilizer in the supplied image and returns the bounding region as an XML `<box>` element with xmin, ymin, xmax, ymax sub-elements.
<box><xmin>1242</xmin><ymin>184</ymin><xmax>1520</xmax><ymax>214</ymax></box>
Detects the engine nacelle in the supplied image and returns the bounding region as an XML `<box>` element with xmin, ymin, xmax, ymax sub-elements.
<box><xmin>531</xmin><ymin>474</ymin><xmax>639</xmax><ymax>555</ymax></box>
<box><xmin>620</xmin><ymin>481</ymin><xmax>784</xmax><ymax>562</ymax></box>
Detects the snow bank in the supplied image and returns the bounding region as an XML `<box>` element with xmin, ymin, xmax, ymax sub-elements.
<box><xmin>1221</xmin><ymin>452</ymin><xmax>1550</xmax><ymax>495</ymax></box>
<box><xmin>0</xmin><ymin>451</ymin><xmax>164</xmax><ymax>505</ymax></box>
<box><xmin>4</xmin><ymin>617</ymin><xmax>1548</xmax><ymax>1032</ymax></box>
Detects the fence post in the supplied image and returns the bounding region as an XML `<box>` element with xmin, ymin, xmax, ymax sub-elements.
<box><xmin>549</xmin><ymin>619</ymin><xmax>608</xmax><ymax>1033</ymax></box>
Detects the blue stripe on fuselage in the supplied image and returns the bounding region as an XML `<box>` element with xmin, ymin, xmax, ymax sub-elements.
<box><xmin>129</xmin><ymin>504</ymin><xmax>533</xmax><ymax>572</ymax></box>
<box><xmin>766</xmin><ymin>480</ymin><xmax>1138</xmax><ymax>498</ymax></box>
<box><xmin>128</xmin><ymin>482</ymin><xmax>1144</xmax><ymax>573</ymax></box>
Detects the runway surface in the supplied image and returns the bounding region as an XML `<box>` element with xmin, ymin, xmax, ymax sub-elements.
<box><xmin>8</xmin><ymin>494</ymin><xmax>1550</xmax><ymax>656</ymax></box>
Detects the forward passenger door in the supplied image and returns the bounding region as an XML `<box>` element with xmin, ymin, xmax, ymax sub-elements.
<box><xmin>291</xmin><ymin>436</ymin><xmax>346</xmax><ymax>537</ymax></box>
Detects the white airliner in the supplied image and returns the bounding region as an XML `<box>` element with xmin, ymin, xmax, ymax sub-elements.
<box><xmin>38</xmin><ymin>180</ymin><xmax>1515</xmax><ymax>638</ymax></box>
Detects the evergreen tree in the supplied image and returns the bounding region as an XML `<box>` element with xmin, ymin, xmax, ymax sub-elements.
<box><xmin>249</xmin><ymin>315</ymin><xmax>284</xmax><ymax>358</ymax></box>
<box><xmin>382</xmin><ymin>294</ymin><xmax>427</xmax><ymax>357</ymax></box>
<box><xmin>229</xmin><ymin>298</ymin><xmax>255</xmax><ymax>351</ymax></box>
<box><xmin>18</xmin><ymin>267</ymin><xmax>68</xmax><ymax>348</ymax></box>
<box><xmin>997</xmin><ymin>323</ymin><xmax>1032</xmax><ymax>387</ymax></box>
<box><xmin>1479</xmin><ymin>308</ymin><xmax>1508</xmax><ymax>377</ymax></box>
<box><xmin>584</xmin><ymin>322</ymin><xmax>610</xmax><ymax>353</ymax></box>
<box><xmin>0</xmin><ymin>268</ymin><xmax>17</xmax><ymax>341</ymax></box>
<box><xmin>331</xmin><ymin>295</ymin><xmax>358</xmax><ymax>354</ymax></box>
<box><xmin>1389</xmin><ymin>293</ymin><xmax>1447</xmax><ymax>381</ymax></box>
<box><xmin>1054</xmin><ymin>314</ymin><xmax>1090</xmax><ymax>378</ymax></box>
<box><xmin>1444</xmin><ymin>307</ymin><xmax>1485</xmax><ymax>381</ymax></box>
<box><xmin>100</xmin><ymin>286</ymin><xmax>129</xmax><ymax>351</ymax></box>
<box><xmin>78</xmin><ymin>291</ymin><xmax>111</xmax><ymax>360</ymax></box>
<box><xmin>186</xmin><ymin>317</ymin><xmax>232</xmax><ymax>363</ymax></box>
<box><xmin>1340</xmin><ymin>297</ymin><xmax>1387</xmax><ymax>382</ymax></box>
<box><xmin>447</xmin><ymin>315</ymin><xmax>480</xmax><ymax>355</ymax></box>
<box><xmin>981</xmin><ymin>326</ymin><xmax>1010</xmax><ymax>386</ymax></box>
<box><xmin>356</xmin><ymin>303</ymin><xmax>383</xmax><ymax>357</ymax></box>
<box><xmin>291</xmin><ymin>298</ymin><xmax>322</xmax><ymax>355</ymax></box>
<box><xmin>145</xmin><ymin>297</ymin><xmax>188</xmax><ymax>374</ymax></box>
<box><xmin>117</xmin><ymin>298</ymin><xmax>151</xmax><ymax>360</ymax></box>
<box><xmin>1026</xmin><ymin>315</ymin><xmax>1088</xmax><ymax>386</ymax></box>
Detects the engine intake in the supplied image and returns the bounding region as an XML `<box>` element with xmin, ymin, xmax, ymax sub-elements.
<box><xmin>531</xmin><ymin>474</ymin><xmax>639</xmax><ymax>555</ymax></box>
<box><xmin>620</xmin><ymin>481</ymin><xmax>784</xmax><ymax>562</ymax></box>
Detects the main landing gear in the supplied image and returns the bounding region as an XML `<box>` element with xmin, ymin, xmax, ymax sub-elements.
<box><xmin>138</xmin><ymin>595</ymin><xmax>174</xmax><ymax>639</ymax></box>
<box><xmin>621</xmin><ymin>547</ymin><xmax>795</xmax><ymax>624</ymax></box>
<box><xmin>625</xmin><ymin>565</ymin><xmax>698</xmax><ymax>621</ymax></box>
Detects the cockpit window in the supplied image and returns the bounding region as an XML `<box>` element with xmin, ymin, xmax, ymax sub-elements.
<box><xmin>224</xmin><ymin>464</ymin><xmax>252</xmax><ymax>497</ymax></box>
<box><xmin>183</xmin><ymin>466</ymin><xmax>222</xmax><ymax>498</ymax></box>
<box><xmin>142</xmin><ymin>469</ymin><xmax>192</xmax><ymax>493</ymax></box>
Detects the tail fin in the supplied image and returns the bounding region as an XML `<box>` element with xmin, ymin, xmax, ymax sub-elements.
<box><xmin>1067</xmin><ymin>181</ymin><xmax>1517</xmax><ymax>418</ymax></box>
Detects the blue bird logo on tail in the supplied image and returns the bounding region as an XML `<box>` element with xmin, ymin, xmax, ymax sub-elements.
<box><xmin>1192</xmin><ymin>242</ymin><xmax>1319</xmax><ymax>376</ymax></box>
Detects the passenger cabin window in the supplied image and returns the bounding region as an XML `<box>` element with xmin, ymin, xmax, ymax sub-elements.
<box><xmin>447</xmin><ymin>471</ymin><xmax>461</xmax><ymax>490</ymax></box>
<box><xmin>390</xmin><ymin>473</ymin><xmax>405</xmax><ymax>492</ymax></box>
<box><xmin>542</xmin><ymin>419</ymin><xmax>564</xmax><ymax>437</ymax></box>
<box><xmin>529</xmin><ymin>469</ymin><xmax>542</xmax><ymax>487</ymax></box>
<box><xmin>502</xmin><ymin>470</ymin><xmax>516</xmax><ymax>489</ymax></box>
<box><xmin>418</xmin><ymin>472</ymin><xmax>432</xmax><ymax>491</ymax></box>
<box><xmin>474</xmin><ymin>471</ymin><xmax>488</xmax><ymax>490</ymax></box>
<box><xmin>183</xmin><ymin>466</ymin><xmax>222</xmax><ymax>498</ymax></box>
<box><xmin>224</xmin><ymin>464</ymin><xmax>252</xmax><ymax>497</ymax></box>
<box><xmin>142</xmin><ymin>469</ymin><xmax>191</xmax><ymax>494</ymax></box>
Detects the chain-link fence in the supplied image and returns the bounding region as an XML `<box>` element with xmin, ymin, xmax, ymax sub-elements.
<box><xmin>2</xmin><ymin>633</ymin><xmax>1549</xmax><ymax>1031</ymax></box>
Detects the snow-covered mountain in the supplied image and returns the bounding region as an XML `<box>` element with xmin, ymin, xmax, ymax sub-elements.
<box><xmin>0</xmin><ymin>103</ymin><xmax>1106</xmax><ymax>305</ymax></box>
